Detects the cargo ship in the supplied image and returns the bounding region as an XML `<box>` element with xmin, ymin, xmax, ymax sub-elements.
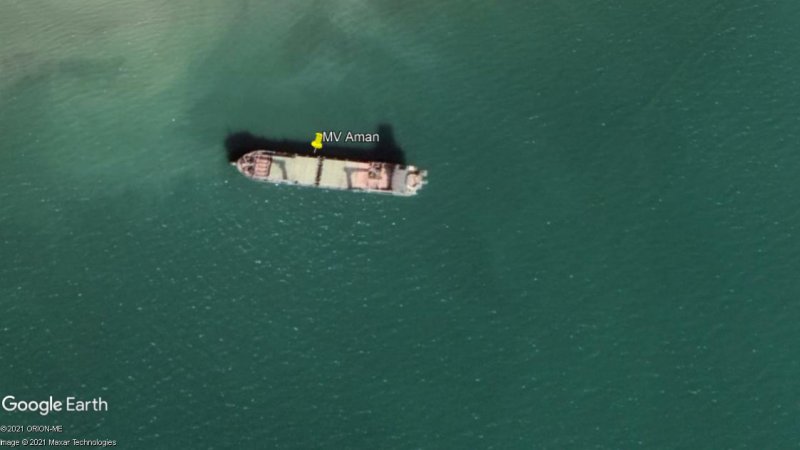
<box><xmin>234</xmin><ymin>150</ymin><xmax>427</xmax><ymax>196</ymax></box>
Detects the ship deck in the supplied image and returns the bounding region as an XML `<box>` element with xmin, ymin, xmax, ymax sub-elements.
<box><xmin>236</xmin><ymin>150</ymin><xmax>426</xmax><ymax>196</ymax></box>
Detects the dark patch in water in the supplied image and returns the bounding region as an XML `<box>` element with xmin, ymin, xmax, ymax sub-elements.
<box><xmin>224</xmin><ymin>124</ymin><xmax>406</xmax><ymax>165</ymax></box>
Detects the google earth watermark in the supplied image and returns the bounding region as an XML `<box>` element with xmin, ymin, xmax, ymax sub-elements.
<box><xmin>2</xmin><ymin>396</ymin><xmax>107</xmax><ymax>416</ymax></box>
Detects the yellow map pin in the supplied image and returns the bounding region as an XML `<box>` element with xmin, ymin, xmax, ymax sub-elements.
<box><xmin>311</xmin><ymin>132</ymin><xmax>323</xmax><ymax>152</ymax></box>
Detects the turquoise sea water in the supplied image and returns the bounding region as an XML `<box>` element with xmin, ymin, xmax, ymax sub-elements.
<box><xmin>1</xmin><ymin>1</ymin><xmax>800</xmax><ymax>448</ymax></box>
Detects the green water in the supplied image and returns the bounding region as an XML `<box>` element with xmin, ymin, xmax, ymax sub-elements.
<box><xmin>2</xmin><ymin>1</ymin><xmax>799</xmax><ymax>448</ymax></box>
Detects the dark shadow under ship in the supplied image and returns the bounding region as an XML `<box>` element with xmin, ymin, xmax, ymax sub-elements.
<box><xmin>225</xmin><ymin>124</ymin><xmax>406</xmax><ymax>165</ymax></box>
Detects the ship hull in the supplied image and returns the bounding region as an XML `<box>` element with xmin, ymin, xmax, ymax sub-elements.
<box><xmin>234</xmin><ymin>150</ymin><xmax>427</xmax><ymax>196</ymax></box>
